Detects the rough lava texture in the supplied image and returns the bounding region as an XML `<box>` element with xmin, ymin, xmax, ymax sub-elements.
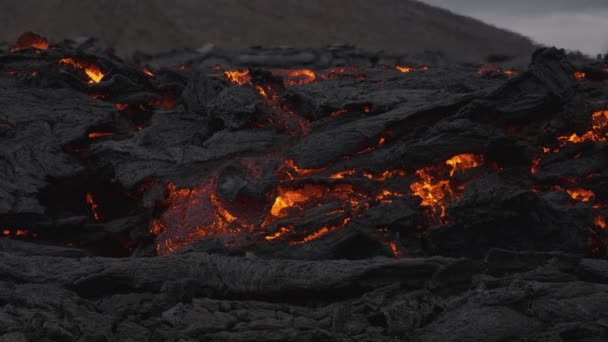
<box><xmin>1</xmin><ymin>36</ymin><xmax>608</xmax><ymax>341</ymax></box>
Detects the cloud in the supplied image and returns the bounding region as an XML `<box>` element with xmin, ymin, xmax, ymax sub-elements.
<box><xmin>420</xmin><ymin>1</ymin><xmax>608</xmax><ymax>55</ymax></box>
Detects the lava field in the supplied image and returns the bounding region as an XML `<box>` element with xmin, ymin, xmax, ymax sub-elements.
<box><xmin>2</xmin><ymin>32</ymin><xmax>608</xmax><ymax>341</ymax></box>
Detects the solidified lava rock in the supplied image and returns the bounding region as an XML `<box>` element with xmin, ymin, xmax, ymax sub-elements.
<box><xmin>1</xmin><ymin>35</ymin><xmax>608</xmax><ymax>341</ymax></box>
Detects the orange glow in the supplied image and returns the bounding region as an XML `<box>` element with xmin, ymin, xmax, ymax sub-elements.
<box><xmin>143</xmin><ymin>68</ymin><xmax>154</xmax><ymax>77</ymax></box>
<box><xmin>224</xmin><ymin>70</ymin><xmax>251</xmax><ymax>85</ymax></box>
<box><xmin>332</xmin><ymin>167</ymin><xmax>405</xmax><ymax>183</ymax></box>
<box><xmin>557</xmin><ymin>110</ymin><xmax>608</xmax><ymax>146</ymax></box>
<box><xmin>58</xmin><ymin>58</ymin><xmax>105</xmax><ymax>83</ymax></box>
<box><xmin>389</xmin><ymin>241</ymin><xmax>400</xmax><ymax>257</ymax></box>
<box><xmin>264</xmin><ymin>226</ymin><xmax>295</xmax><ymax>241</ymax></box>
<box><xmin>85</xmin><ymin>192</ymin><xmax>100</xmax><ymax>221</ymax></box>
<box><xmin>276</xmin><ymin>160</ymin><xmax>327</xmax><ymax>180</ymax></box>
<box><xmin>2</xmin><ymin>230</ymin><xmax>9</xmax><ymax>235</ymax></box>
<box><xmin>269</xmin><ymin>184</ymin><xmax>334</xmax><ymax>217</ymax></box>
<box><xmin>330</xmin><ymin>109</ymin><xmax>348</xmax><ymax>117</ymax></box>
<box><xmin>503</xmin><ymin>70</ymin><xmax>518</xmax><ymax>76</ymax></box>
<box><xmin>330</xmin><ymin>170</ymin><xmax>357</xmax><ymax>180</ymax></box>
<box><xmin>376</xmin><ymin>189</ymin><xmax>402</xmax><ymax>203</ymax></box>
<box><xmin>357</xmin><ymin>130</ymin><xmax>391</xmax><ymax>155</ymax></box>
<box><xmin>530</xmin><ymin>158</ymin><xmax>540</xmax><ymax>174</ymax></box>
<box><xmin>88</xmin><ymin>132</ymin><xmax>113</xmax><ymax>139</ymax></box>
<box><xmin>256</xmin><ymin>85</ymin><xmax>269</xmax><ymax>98</ymax></box>
<box><xmin>364</xmin><ymin>169</ymin><xmax>406</xmax><ymax>181</ymax></box>
<box><xmin>290</xmin><ymin>218</ymin><xmax>351</xmax><ymax>244</ymax></box>
<box><xmin>445</xmin><ymin>154</ymin><xmax>483</xmax><ymax>177</ymax></box>
<box><xmin>10</xmin><ymin>32</ymin><xmax>49</xmax><ymax>52</ymax></box>
<box><xmin>410</xmin><ymin>169</ymin><xmax>453</xmax><ymax>220</ymax></box>
<box><xmin>116</xmin><ymin>103</ymin><xmax>129</xmax><ymax>111</ymax></box>
<box><xmin>410</xmin><ymin>153</ymin><xmax>483</xmax><ymax>222</ymax></box>
<box><xmin>595</xmin><ymin>215</ymin><xmax>607</xmax><ymax>229</ymax></box>
<box><xmin>395</xmin><ymin>65</ymin><xmax>430</xmax><ymax>73</ymax></box>
<box><xmin>272</xmin><ymin>69</ymin><xmax>317</xmax><ymax>86</ymax></box>
<box><xmin>566</xmin><ymin>188</ymin><xmax>595</xmax><ymax>202</ymax></box>
<box><xmin>574</xmin><ymin>71</ymin><xmax>586</xmax><ymax>80</ymax></box>
<box><xmin>151</xmin><ymin>181</ymin><xmax>251</xmax><ymax>255</ymax></box>
<box><xmin>395</xmin><ymin>66</ymin><xmax>413</xmax><ymax>73</ymax></box>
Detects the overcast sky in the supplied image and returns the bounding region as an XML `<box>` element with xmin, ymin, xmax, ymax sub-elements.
<box><xmin>420</xmin><ymin>0</ymin><xmax>608</xmax><ymax>56</ymax></box>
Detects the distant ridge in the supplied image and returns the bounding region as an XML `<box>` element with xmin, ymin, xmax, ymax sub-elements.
<box><xmin>0</xmin><ymin>0</ymin><xmax>536</xmax><ymax>61</ymax></box>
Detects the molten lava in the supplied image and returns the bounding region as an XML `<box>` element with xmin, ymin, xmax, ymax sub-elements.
<box><xmin>395</xmin><ymin>65</ymin><xmax>430</xmax><ymax>73</ymax></box>
<box><xmin>410</xmin><ymin>154</ymin><xmax>483</xmax><ymax>222</ymax></box>
<box><xmin>151</xmin><ymin>181</ymin><xmax>252</xmax><ymax>255</ymax></box>
<box><xmin>224</xmin><ymin>70</ymin><xmax>251</xmax><ymax>85</ymax></box>
<box><xmin>272</xmin><ymin>69</ymin><xmax>317</xmax><ymax>86</ymax></box>
<box><xmin>595</xmin><ymin>214</ymin><xmax>607</xmax><ymax>229</ymax></box>
<box><xmin>445</xmin><ymin>154</ymin><xmax>483</xmax><ymax>177</ymax></box>
<box><xmin>10</xmin><ymin>32</ymin><xmax>49</xmax><ymax>52</ymax></box>
<box><xmin>556</xmin><ymin>110</ymin><xmax>608</xmax><ymax>146</ymax></box>
<box><xmin>566</xmin><ymin>188</ymin><xmax>595</xmax><ymax>202</ymax></box>
<box><xmin>290</xmin><ymin>218</ymin><xmax>351</xmax><ymax>245</ymax></box>
<box><xmin>85</xmin><ymin>192</ymin><xmax>100</xmax><ymax>221</ymax></box>
<box><xmin>59</xmin><ymin>58</ymin><xmax>105</xmax><ymax>83</ymax></box>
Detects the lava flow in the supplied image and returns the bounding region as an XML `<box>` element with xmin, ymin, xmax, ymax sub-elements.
<box><xmin>557</xmin><ymin>110</ymin><xmax>608</xmax><ymax>146</ymax></box>
<box><xmin>410</xmin><ymin>154</ymin><xmax>484</xmax><ymax>223</ymax></box>
<box><xmin>151</xmin><ymin>151</ymin><xmax>483</xmax><ymax>254</ymax></box>
<box><xmin>59</xmin><ymin>58</ymin><xmax>105</xmax><ymax>83</ymax></box>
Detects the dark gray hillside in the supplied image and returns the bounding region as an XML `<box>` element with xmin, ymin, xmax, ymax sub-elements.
<box><xmin>0</xmin><ymin>0</ymin><xmax>535</xmax><ymax>60</ymax></box>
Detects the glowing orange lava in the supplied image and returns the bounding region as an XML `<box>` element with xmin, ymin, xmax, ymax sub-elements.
<box><xmin>395</xmin><ymin>65</ymin><xmax>429</xmax><ymax>73</ymax></box>
<box><xmin>272</xmin><ymin>69</ymin><xmax>317</xmax><ymax>86</ymax></box>
<box><xmin>290</xmin><ymin>218</ymin><xmax>351</xmax><ymax>245</ymax></box>
<box><xmin>88</xmin><ymin>132</ymin><xmax>113</xmax><ymax>139</ymax></box>
<box><xmin>85</xmin><ymin>192</ymin><xmax>100</xmax><ymax>221</ymax></box>
<box><xmin>151</xmin><ymin>181</ymin><xmax>251</xmax><ymax>255</ymax></box>
<box><xmin>395</xmin><ymin>66</ymin><xmax>413</xmax><ymax>73</ymax></box>
<box><xmin>224</xmin><ymin>70</ymin><xmax>251</xmax><ymax>85</ymax></box>
<box><xmin>116</xmin><ymin>104</ymin><xmax>129</xmax><ymax>111</ymax></box>
<box><xmin>530</xmin><ymin>158</ymin><xmax>541</xmax><ymax>174</ymax></box>
<box><xmin>574</xmin><ymin>71</ymin><xmax>586</xmax><ymax>80</ymax></box>
<box><xmin>143</xmin><ymin>68</ymin><xmax>155</xmax><ymax>77</ymax></box>
<box><xmin>566</xmin><ymin>188</ymin><xmax>595</xmax><ymax>202</ymax></box>
<box><xmin>445</xmin><ymin>154</ymin><xmax>483</xmax><ymax>177</ymax></box>
<box><xmin>595</xmin><ymin>214</ymin><xmax>607</xmax><ymax>229</ymax></box>
<box><xmin>410</xmin><ymin>154</ymin><xmax>483</xmax><ymax>222</ymax></box>
<box><xmin>265</xmin><ymin>226</ymin><xmax>295</xmax><ymax>241</ymax></box>
<box><xmin>10</xmin><ymin>32</ymin><xmax>49</xmax><ymax>52</ymax></box>
<box><xmin>59</xmin><ymin>58</ymin><xmax>105</xmax><ymax>83</ymax></box>
<box><xmin>557</xmin><ymin>110</ymin><xmax>608</xmax><ymax>146</ymax></box>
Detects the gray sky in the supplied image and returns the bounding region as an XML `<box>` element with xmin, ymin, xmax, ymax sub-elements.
<box><xmin>420</xmin><ymin>0</ymin><xmax>608</xmax><ymax>56</ymax></box>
